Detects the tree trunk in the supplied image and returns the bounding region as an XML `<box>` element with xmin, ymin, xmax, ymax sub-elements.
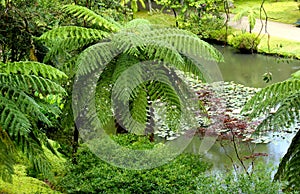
<box><xmin>148</xmin><ymin>0</ymin><xmax>152</xmax><ymax>13</ymax></box>
<box><xmin>172</xmin><ymin>8</ymin><xmax>179</xmax><ymax>27</ymax></box>
<box><xmin>72</xmin><ymin>125</ymin><xmax>79</xmax><ymax>164</ymax></box>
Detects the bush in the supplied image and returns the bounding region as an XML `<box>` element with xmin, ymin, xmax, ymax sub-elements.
<box><xmin>207</xmin><ymin>27</ymin><xmax>233</xmax><ymax>44</ymax></box>
<box><xmin>228</xmin><ymin>32</ymin><xmax>260</xmax><ymax>53</ymax></box>
<box><xmin>55</xmin><ymin>134</ymin><xmax>210</xmax><ymax>193</ymax></box>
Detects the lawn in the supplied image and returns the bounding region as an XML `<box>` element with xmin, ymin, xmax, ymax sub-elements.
<box><xmin>258</xmin><ymin>35</ymin><xmax>300</xmax><ymax>59</ymax></box>
<box><xmin>233</xmin><ymin>0</ymin><xmax>300</xmax><ymax>24</ymax></box>
<box><xmin>134</xmin><ymin>10</ymin><xmax>176</xmax><ymax>27</ymax></box>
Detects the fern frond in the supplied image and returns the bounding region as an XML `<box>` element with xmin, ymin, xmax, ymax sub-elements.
<box><xmin>0</xmin><ymin>96</ymin><xmax>31</xmax><ymax>138</ymax></box>
<box><xmin>62</xmin><ymin>5</ymin><xmax>120</xmax><ymax>32</ymax></box>
<box><xmin>0</xmin><ymin>85</ymin><xmax>51</xmax><ymax>126</ymax></box>
<box><xmin>274</xmin><ymin>130</ymin><xmax>300</xmax><ymax>191</ymax></box>
<box><xmin>123</xmin><ymin>19</ymin><xmax>152</xmax><ymax>32</ymax></box>
<box><xmin>20</xmin><ymin>135</ymin><xmax>52</xmax><ymax>177</ymax></box>
<box><xmin>95</xmin><ymin>62</ymin><xmax>117</xmax><ymax>127</ymax></box>
<box><xmin>76</xmin><ymin>41</ymin><xmax>119</xmax><ymax>75</ymax></box>
<box><xmin>39</xmin><ymin>26</ymin><xmax>109</xmax><ymax>61</ymax></box>
<box><xmin>242</xmin><ymin>79</ymin><xmax>300</xmax><ymax>128</ymax></box>
<box><xmin>143</xmin><ymin>28</ymin><xmax>224</xmax><ymax>62</ymax></box>
<box><xmin>0</xmin><ymin>61</ymin><xmax>67</xmax><ymax>80</ymax></box>
<box><xmin>0</xmin><ymin>74</ymin><xmax>66</xmax><ymax>95</ymax></box>
<box><xmin>0</xmin><ymin>127</ymin><xmax>15</xmax><ymax>183</ymax></box>
<box><xmin>256</xmin><ymin>91</ymin><xmax>300</xmax><ymax>131</ymax></box>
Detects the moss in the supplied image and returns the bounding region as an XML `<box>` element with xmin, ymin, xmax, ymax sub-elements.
<box><xmin>0</xmin><ymin>165</ymin><xmax>61</xmax><ymax>194</ymax></box>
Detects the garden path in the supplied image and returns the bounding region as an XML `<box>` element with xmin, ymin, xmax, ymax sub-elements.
<box><xmin>227</xmin><ymin>14</ymin><xmax>300</xmax><ymax>42</ymax></box>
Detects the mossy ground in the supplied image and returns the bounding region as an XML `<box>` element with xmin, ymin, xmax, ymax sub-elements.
<box><xmin>0</xmin><ymin>165</ymin><xmax>60</xmax><ymax>194</ymax></box>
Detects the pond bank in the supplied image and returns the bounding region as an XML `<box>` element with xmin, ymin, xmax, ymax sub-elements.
<box><xmin>226</xmin><ymin>14</ymin><xmax>300</xmax><ymax>59</ymax></box>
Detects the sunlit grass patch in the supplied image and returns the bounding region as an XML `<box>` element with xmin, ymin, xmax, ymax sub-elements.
<box><xmin>233</xmin><ymin>0</ymin><xmax>300</xmax><ymax>24</ymax></box>
<box><xmin>0</xmin><ymin>165</ymin><xmax>60</xmax><ymax>194</ymax></box>
<box><xmin>258</xmin><ymin>36</ymin><xmax>300</xmax><ymax>59</ymax></box>
<box><xmin>134</xmin><ymin>10</ymin><xmax>176</xmax><ymax>27</ymax></box>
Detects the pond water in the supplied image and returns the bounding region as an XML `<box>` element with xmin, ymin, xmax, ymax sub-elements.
<box><xmin>214</xmin><ymin>45</ymin><xmax>300</xmax><ymax>88</ymax></box>
<box><xmin>185</xmin><ymin>45</ymin><xmax>300</xmax><ymax>172</ymax></box>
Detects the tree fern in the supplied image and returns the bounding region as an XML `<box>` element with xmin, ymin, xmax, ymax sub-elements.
<box><xmin>243</xmin><ymin>70</ymin><xmax>300</xmax><ymax>191</ymax></box>
<box><xmin>73</xmin><ymin>19</ymin><xmax>222</xmax><ymax>138</ymax></box>
<box><xmin>0</xmin><ymin>61</ymin><xmax>66</xmax><ymax>181</ymax></box>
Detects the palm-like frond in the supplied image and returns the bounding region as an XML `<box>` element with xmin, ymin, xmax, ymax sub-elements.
<box><xmin>38</xmin><ymin>26</ymin><xmax>110</xmax><ymax>63</ymax></box>
<box><xmin>62</xmin><ymin>5</ymin><xmax>120</xmax><ymax>32</ymax></box>
<box><xmin>243</xmin><ymin>70</ymin><xmax>300</xmax><ymax>191</ymax></box>
<box><xmin>0</xmin><ymin>127</ymin><xmax>15</xmax><ymax>183</ymax></box>
<box><xmin>0</xmin><ymin>61</ymin><xmax>66</xmax><ymax>181</ymax></box>
<box><xmin>0</xmin><ymin>61</ymin><xmax>67</xmax><ymax>80</ymax></box>
<box><xmin>242</xmin><ymin>79</ymin><xmax>300</xmax><ymax>131</ymax></box>
<box><xmin>274</xmin><ymin>130</ymin><xmax>300</xmax><ymax>191</ymax></box>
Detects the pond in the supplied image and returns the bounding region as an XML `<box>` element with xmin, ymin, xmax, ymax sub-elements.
<box><xmin>215</xmin><ymin>45</ymin><xmax>300</xmax><ymax>88</ymax></box>
<box><xmin>185</xmin><ymin>45</ymin><xmax>300</xmax><ymax>172</ymax></box>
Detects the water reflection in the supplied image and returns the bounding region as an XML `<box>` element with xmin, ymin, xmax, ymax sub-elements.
<box><xmin>215</xmin><ymin>45</ymin><xmax>300</xmax><ymax>88</ymax></box>
<box><xmin>184</xmin><ymin>132</ymin><xmax>296</xmax><ymax>172</ymax></box>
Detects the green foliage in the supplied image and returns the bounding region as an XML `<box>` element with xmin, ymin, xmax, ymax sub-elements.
<box><xmin>243</xmin><ymin>70</ymin><xmax>300</xmax><ymax>191</ymax></box>
<box><xmin>0</xmin><ymin>165</ymin><xmax>60</xmax><ymax>194</ymax></box>
<box><xmin>228</xmin><ymin>32</ymin><xmax>260</xmax><ymax>53</ymax></box>
<box><xmin>62</xmin><ymin>5</ymin><xmax>121</xmax><ymax>32</ymax></box>
<box><xmin>121</xmin><ymin>0</ymin><xmax>146</xmax><ymax>13</ymax></box>
<box><xmin>196</xmin><ymin>162</ymin><xmax>281</xmax><ymax>193</ymax></box>
<box><xmin>0</xmin><ymin>0</ymin><xmax>63</xmax><ymax>62</ymax></box>
<box><xmin>243</xmin><ymin>73</ymin><xmax>300</xmax><ymax>131</ymax></box>
<box><xmin>206</xmin><ymin>27</ymin><xmax>233</xmax><ymax>43</ymax></box>
<box><xmin>56</xmin><ymin>134</ymin><xmax>210</xmax><ymax>193</ymax></box>
<box><xmin>0</xmin><ymin>61</ymin><xmax>67</xmax><ymax>181</ymax></box>
<box><xmin>74</xmin><ymin>18</ymin><xmax>223</xmax><ymax>135</ymax></box>
<box><xmin>233</xmin><ymin>6</ymin><xmax>260</xmax><ymax>33</ymax></box>
<box><xmin>155</xmin><ymin>0</ymin><xmax>224</xmax><ymax>36</ymax></box>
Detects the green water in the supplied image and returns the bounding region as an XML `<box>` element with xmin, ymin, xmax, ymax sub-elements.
<box><xmin>215</xmin><ymin>45</ymin><xmax>300</xmax><ymax>88</ymax></box>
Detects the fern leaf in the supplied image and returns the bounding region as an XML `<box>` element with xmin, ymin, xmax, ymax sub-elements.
<box><xmin>0</xmin><ymin>85</ymin><xmax>52</xmax><ymax>126</ymax></box>
<box><xmin>0</xmin><ymin>127</ymin><xmax>15</xmax><ymax>183</ymax></box>
<box><xmin>147</xmin><ymin>28</ymin><xmax>224</xmax><ymax>62</ymax></box>
<box><xmin>0</xmin><ymin>61</ymin><xmax>67</xmax><ymax>80</ymax></box>
<box><xmin>0</xmin><ymin>96</ymin><xmax>31</xmax><ymax>138</ymax></box>
<box><xmin>274</xmin><ymin>130</ymin><xmax>300</xmax><ymax>191</ymax></box>
<box><xmin>243</xmin><ymin>79</ymin><xmax>300</xmax><ymax>118</ymax></box>
<box><xmin>62</xmin><ymin>5</ymin><xmax>120</xmax><ymax>32</ymax></box>
<box><xmin>76</xmin><ymin>41</ymin><xmax>119</xmax><ymax>75</ymax></box>
<box><xmin>0</xmin><ymin>74</ymin><xmax>66</xmax><ymax>95</ymax></box>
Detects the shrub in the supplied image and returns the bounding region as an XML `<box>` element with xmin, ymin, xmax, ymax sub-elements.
<box><xmin>207</xmin><ymin>27</ymin><xmax>233</xmax><ymax>44</ymax></box>
<box><xmin>228</xmin><ymin>32</ymin><xmax>260</xmax><ymax>53</ymax></box>
<box><xmin>55</xmin><ymin>134</ymin><xmax>210</xmax><ymax>193</ymax></box>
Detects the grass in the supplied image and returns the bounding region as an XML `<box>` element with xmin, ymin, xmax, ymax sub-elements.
<box><xmin>233</xmin><ymin>0</ymin><xmax>300</xmax><ymax>24</ymax></box>
<box><xmin>258</xmin><ymin>35</ymin><xmax>300</xmax><ymax>59</ymax></box>
<box><xmin>134</xmin><ymin>10</ymin><xmax>176</xmax><ymax>27</ymax></box>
